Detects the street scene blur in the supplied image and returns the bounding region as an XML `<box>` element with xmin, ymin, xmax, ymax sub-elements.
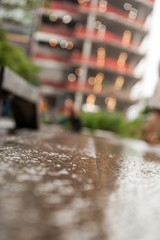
<box><xmin>0</xmin><ymin>0</ymin><xmax>157</xmax><ymax>137</ymax></box>
<box><xmin>1</xmin><ymin>0</ymin><xmax>160</xmax><ymax>239</ymax></box>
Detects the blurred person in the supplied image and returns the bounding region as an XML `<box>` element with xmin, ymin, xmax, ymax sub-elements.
<box><xmin>1</xmin><ymin>98</ymin><xmax>11</xmax><ymax>117</ymax></box>
<box><xmin>51</xmin><ymin>107</ymin><xmax>58</xmax><ymax>124</ymax></box>
<box><xmin>1</xmin><ymin>94</ymin><xmax>13</xmax><ymax>117</ymax></box>
<box><xmin>68</xmin><ymin>107</ymin><xmax>82</xmax><ymax>132</ymax></box>
<box><xmin>39</xmin><ymin>96</ymin><xmax>49</xmax><ymax>122</ymax></box>
<box><xmin>58</xmin><ymin>99</ymin><xmax>82</xmax><ymax>132</ymax></box>
<box><xmin>145</xmin><ymin>63</ymin><xmax>160</xmax><ymax>144</ymax></box>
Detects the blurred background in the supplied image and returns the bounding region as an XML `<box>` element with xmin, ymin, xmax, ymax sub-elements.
<box><xmin>0</xmin><ymin>0</ymin><xmax>159</xmax><ymax>138</ymax></box>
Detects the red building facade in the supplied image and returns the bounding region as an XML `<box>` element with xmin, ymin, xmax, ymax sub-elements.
<box><xmin>32</xmin><ymin>0</ymin><xmax>155</xmax><ymax>111</ymax></box>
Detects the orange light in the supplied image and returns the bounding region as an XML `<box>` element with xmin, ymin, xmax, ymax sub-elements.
<box><xmin>66</xmin><ymin>41</ymin><xmax>74</xmax><ymax>50</ymax></box>
<box><xmin>105</xmin><ymin>97</ymin><xmax>117</xmax><ymax>112</ymax></box>
<box><xmin>122</xmin><ymin>30</ymin><xmax>132</xmax><ymax>47</ymax></box>
<box><xmin>64</xmin><ymin>99</ymin><xmax>73</xmax><ymax>107</ymax></box>
<box><xmin>96</xmin><ymin>72</ymin><xmax>104</xmax><ymax>83</ymax></box>
<box><xmin>86</xmin><ymin>94</ymin><xmax>96</xmax><ymax>105</ymax></box>
<box><xmin>49</xmin><ymin>38</ymin><xmax>57</xmax><ymax>47</ymax></box>
<box><xmin>88</xmin><ymin>77</ymin><xmax>96</xmax><ymax>85</ymax></box>
<box><xmin>97</xmin><ymin>59</ymin><xmax>105</xmax><ymax>67</ymax></box>
<box><xmin>99</xmin><ymin>0</ymin><xmax>108</xmax><ymax>12</ymax></box>
<box><xmin>117</xmin><ymin>52</ymin><xmax>128</xmax><ymax>67</ymax></box>
<box><xmin>97</xmin><ymin>47</ymin><xmax>106</xmax><ymax>57</ymax></box>
<box><xmin>114</xmin><ymin>76</ymin><xmax>125</xmax><ymax>89</ymax></box>
<box><xmin>77</xmin><ymin>0</ymin><xmax>85</xmax><ymax>4</ymax></box>
<box><xmin>75</xmin><ymin>68</ymin><xmax>83</xmax><ymax>76</ymax></box>
<box><xmin>97</xmin><ymin>48</ymin><xmax>106</xmax><ymax>67</ymax></box>
<box><xmin>93</xmin><ymin>84</ymin><xmax>102</xmax><ymax>93</ymax></box>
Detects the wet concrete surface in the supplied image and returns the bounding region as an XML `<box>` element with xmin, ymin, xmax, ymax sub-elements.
<box><xmin>1</xmin><ymin>125</ymin><xmax>160</xmax><ymax>240</ymax></box>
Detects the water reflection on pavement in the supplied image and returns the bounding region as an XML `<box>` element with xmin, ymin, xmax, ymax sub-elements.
<box><xmin>98</xmin><ymin>136</ymin><xmax>160</xmax><ymax>240</ymax></box>
<box><xmin>0</xmin><ymin>126</ymin><xmax>160</xmax><ymax>240</ymax></box>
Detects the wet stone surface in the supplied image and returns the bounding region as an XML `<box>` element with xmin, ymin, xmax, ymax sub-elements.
<box><xmin>1</xmin><ymin>125</ymin><xmax>160</xmax><ymax>240</ymax></box>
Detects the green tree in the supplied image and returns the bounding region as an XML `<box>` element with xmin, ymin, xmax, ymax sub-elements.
<box><xmin>0</xmin><ymin>29</ymin><xmax>40</xmax><ymax>85</ymax></box>
<box><xmin>0</xmin><ymin>0</ymin><xmax>43</xmax><ymax>84</ymax></box>
<box><xmin>0</xmin><ymin>0</ymin><xmax>44</xmax><ymax>25</ymax></box>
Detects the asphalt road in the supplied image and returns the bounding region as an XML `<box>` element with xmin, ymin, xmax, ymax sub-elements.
<box><xmin>1</xmin><ymin>125</ymin><xmax>160</xmax><ymax>240</ymax></box>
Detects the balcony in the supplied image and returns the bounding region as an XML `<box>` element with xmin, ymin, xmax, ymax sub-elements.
<box><xmin>33</xmin><ymin>52</ymin><xmax>70</xmax><ymax>65</ymax></box>
<box><xmin>74</xmin><ymin>27</ymin><xmax>140</xmax><ymax>50</ymax></box>
<box><xmin>40</xmin><ymin>79</ymin><xmax>66</xmax><ymax>89</ymax></box>
<box><xmin>33</xmin><ymin>51</ymin><xmax>136</xmax><ymax>76</ymax></box>
<box><xmin>40</xmin><ymin>25</ymin><xmax>74</xmax><ymax>38</ymax></box>
<box><xmin>66</xmin><ymin>81</ymin><xmax>134</xmax><ymax>104</ymax></box>
<box><xmin>71</xmin><ymin>53</ymin><xmax>135</xmax><ymax>76</ymax></box>
<box><xmin>41</xmin><ymin>2</ymin><xmax>79</xmax><ymax>14</ymax></box>
<box><xmin>66</xmin><ymin>81</ymin><xmax>92</xmax><ymax>92</ymax></box>
<box><xmin>135</xmin><ymin>0</ymin><xmax>154</xmax><ymax>7</ymax></box>
<box><xmin>79</xmin><ymin>2</ymin><xmax>147</xmax><ymax>27</ymax></box>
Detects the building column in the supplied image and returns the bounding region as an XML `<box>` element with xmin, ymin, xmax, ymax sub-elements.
<box><xmin>74</xmin><ymin>0</ymin><xmax>98</xmax><ymax>109</ymax></box>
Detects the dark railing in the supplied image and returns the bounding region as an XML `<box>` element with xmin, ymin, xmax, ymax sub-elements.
<box><xmin>34</xmin><ymin>52</ymin><xmax>70</xmax><ymax>64</ymax></box>
<box><xmin>75</xmin><ymin>27</ymin><xmax>140</xmax><ymax>48</ymax></box>
<box><xmin>40</xmin><ymin>2</ymin><xmax>78</xmax><ymax>14</ymax></box>
<box><xmin>0</xmin><ymin>67</ymin><xmax>39</xmax><ymax>129</ymax></box>
<box><xmin>40</xmin><ymin>25</ymin><xmax>74</xmax><ymax>38</ymax></box>
<box><xmin>79</xmin><ymin>2</ymin><xmax>146</xmax><ymax>26</ymax></box>
<box><xmin>71</xmin><ymin>54</ymin><xmax>135</xmax><ymax>74</ymax></box>
<box><xmin>33</xmin><ymin>51</ymin><xmax>135</xmax><ymax>74</ymax></box>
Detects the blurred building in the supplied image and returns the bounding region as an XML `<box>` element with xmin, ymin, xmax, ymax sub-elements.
<box><xmin>32</xmin><ymin>0</ymin><xmax>155</xmax><ymax>112</ymax></box>
<box><xmin>0</xmin><ymin>1</ymin><xmax>38</xmax><ymax>55</ymax></box>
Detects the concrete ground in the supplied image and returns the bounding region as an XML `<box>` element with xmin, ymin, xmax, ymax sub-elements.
<box><xmin>1</xmin><ymin>125</ymin><xmax>160</xmax><ymax>240</ymax></box>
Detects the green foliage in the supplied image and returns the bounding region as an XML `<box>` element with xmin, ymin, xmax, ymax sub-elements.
<box><xmin>141</xmin><ymin>104</ymin><xmax>153</xmax><ymax>115</ymax></box>
<box><xmin>0</xmin><ymin>0</ymin><xmax>43</xmax><ymax>25</ymax></box>
<box><xmin>0</xmin><ymin>0</ymin><xmax>42</xmax><ymax>8</ymax></box>
<box><xmin>24</xmin><ymin>0</ymin><xmax>44</xmax><ymax>8</ymax></box>
<box><xmin>0</xmin><ymin>30</ymin><xmax>40</xmax><ymax>85</ymax></box>
<box><xmin>80</xmin><ymin>111</ymin><xmax>143</xmax><ymax>139</ymax></box>
<box><xmin>0</xmin><ymin>0</ymin><xmax>44</xmax><ymax>28</ymax></box>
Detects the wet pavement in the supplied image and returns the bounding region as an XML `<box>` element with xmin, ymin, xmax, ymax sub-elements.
<box><xmin>1</xmin><ymin>125</ymin><xmax>160</xmax><ymax>240</ymax></box>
